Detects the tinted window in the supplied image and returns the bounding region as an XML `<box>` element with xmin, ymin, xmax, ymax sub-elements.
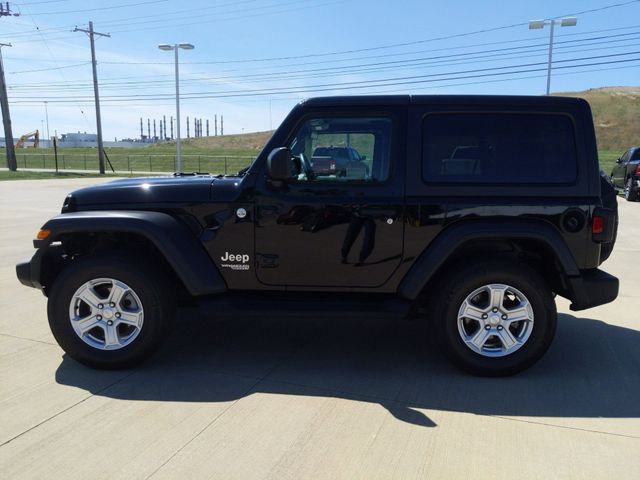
<box><xmin>289</xmin><ymin>117</ymin><xmax>392</xmax><ymax>183</ymax></box>
<box><xmin>631</xmin><ymin>149</ymin><xmax>640</xmax><ymax>161</ymax></box>
<box><xmin>422</xmin><ymin>113</ymin><xmax>577</xmax><ymax>184</ymax></box>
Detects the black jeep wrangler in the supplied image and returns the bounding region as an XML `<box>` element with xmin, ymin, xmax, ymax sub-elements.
<box><xmin>16</xmin><ymin>95</ymin><xmax>619</xmax><ymax>376</ymax></box>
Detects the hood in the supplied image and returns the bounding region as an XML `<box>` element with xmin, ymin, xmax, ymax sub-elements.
<box><xmin>65</xmin><ymin>174</ymin><xmax>241</xmax><ymax>209</ymax></box>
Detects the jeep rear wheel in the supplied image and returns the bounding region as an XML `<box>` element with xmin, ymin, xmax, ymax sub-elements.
<box><xmin>432</xmin><ymin>260</ymin><xmax>557</xmax><ymax>376</ymax></box>
<box><xmin>48</xmin><ymin>254</ymin><xmax>175</xmax><ymax>369</ymax></box>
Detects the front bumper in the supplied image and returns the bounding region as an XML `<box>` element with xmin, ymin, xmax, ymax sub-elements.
<box><xmin>568</xmin><ymin>269</ymin><xmax>619</xmax><ymax>311</ymax></box>
<box><xmin>16</xmin><ymin>249</ymin><xmax>45</xmax><ymax>290</ymax></box>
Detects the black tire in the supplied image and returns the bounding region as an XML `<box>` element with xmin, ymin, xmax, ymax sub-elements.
<box><xmin>48</xmin><ymin>252</ymin><xmax>175</xmax><ymax>369</ymax></box>
<box><xmin>432</xmin><ymin>259</ymin><xmax>557</xmax><ymax>377</ymax></box>
<box><xmin>624</xmin><ymin>178</ymin><xmax>638</xmax><ymax>201</ymax></box>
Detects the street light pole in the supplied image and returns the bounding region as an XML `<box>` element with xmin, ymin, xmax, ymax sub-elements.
<box><xmin>44</xmin><ymin>101</ymin><xmax>50</xmax><ymax>146</ymax></box>
<box><xmin>529</xmin><ymin>17</ymin><xmax>577</xmax><ymax>95</ymax></box>
<box><xmin>174</xmin><ymin>45</ymin><xmax>181</xmax><ymax>173</ymax></box>
<box><xmin>159</xmin><ymin>42</ymin><xmax>194</xmax><ymax>174</ymax></box>
<box><xmin>545</xmin><ymin>20</ymin><xmax>555</xmax><ymax>96</ymax></box>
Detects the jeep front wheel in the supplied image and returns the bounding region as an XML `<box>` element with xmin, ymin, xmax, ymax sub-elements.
<box><xmin>48</xmin><ymin>254</ymin><xmax>175</xmax><ymax>369</ymax></box>
<box><xmin>432</xmin><ymin>260</ymin><xmax>557</xmax><ymax>376</ymax></box>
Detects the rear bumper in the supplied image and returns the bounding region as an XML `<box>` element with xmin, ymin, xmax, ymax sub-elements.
<box><xmin>568</xmin><ymin>269</ymin><xmax>619</xmax><ymax>311</ymax></box>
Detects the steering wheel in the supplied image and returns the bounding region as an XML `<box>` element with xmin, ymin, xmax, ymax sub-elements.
<box><xmin>297</xmin><ymin>152</ymin><xmax>315</xmax><ymax>180</ymax></box>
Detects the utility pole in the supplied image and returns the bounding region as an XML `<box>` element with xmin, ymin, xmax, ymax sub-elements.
<box><xmin>74</xmin><ymin>21</ymin><xmax>110</xmax><ymax>174</ymax></box>
<box><xmin>0</xmin><ymin>43</ymin><xmax>16</xmax><ymax>170</ymax></box>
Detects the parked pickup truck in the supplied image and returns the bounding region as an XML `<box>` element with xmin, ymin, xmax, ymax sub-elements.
<box><xmin>610</xmin><ymin>146</ymin><xmax>640</xmax><ymax>201</ymax></box>
<box><xmin>16</xmin><ymin>95</ymin><xmax>619</xmax><ymax>376</ymax></box>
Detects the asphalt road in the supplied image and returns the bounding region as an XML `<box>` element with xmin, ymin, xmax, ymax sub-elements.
<box><xmin>1</xmin><ymin>178</ymin><xmax>639</xmax><ymax>480</ymax></box>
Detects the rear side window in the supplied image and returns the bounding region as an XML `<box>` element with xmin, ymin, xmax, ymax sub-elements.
<box><xmin>422</xmin><ymin>113</ymin><xmax>577</xmax><ymax>184</ymax></box>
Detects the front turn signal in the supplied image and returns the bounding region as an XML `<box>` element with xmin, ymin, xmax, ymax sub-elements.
<box><xmin>36</xmin><ymin>229</ymin><xmax>51</xmax><ymax>240</ymax></box>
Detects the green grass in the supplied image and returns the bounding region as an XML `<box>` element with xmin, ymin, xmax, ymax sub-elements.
<box><xmin>0</xmin><ymin>170</ymin><xmax>139</xmax><ymax>181</ymax></box>
<box><xmin>11</xmin><ymin>147</ymin><xmax>255</xmax><ymax>174</ymax></box>
<box><xmin>598</xmin><ymin>150</ymin><xmax>621</xmax><ymax>175</ymax></box>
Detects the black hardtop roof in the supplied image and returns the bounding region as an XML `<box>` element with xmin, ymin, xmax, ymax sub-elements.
<box><xmin>301</xmin><ymin>94</ymin><xmax>587</xmax><ymax>107</ymax></box>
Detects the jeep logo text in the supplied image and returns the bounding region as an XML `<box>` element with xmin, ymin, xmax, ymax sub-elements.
<box><xmin>221</xmin><ymin>252</ymin><xmax>250</xmax><ymax>263</ymax></box>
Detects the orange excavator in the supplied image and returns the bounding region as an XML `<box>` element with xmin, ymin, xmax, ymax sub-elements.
<box><xmin>15</xmin><ymin>130</ymin><xmax>40</xmax><ymax>148</ymax></box>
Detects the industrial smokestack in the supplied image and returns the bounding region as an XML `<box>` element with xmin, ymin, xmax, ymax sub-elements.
<box><xmin>221</xmin><ymin>115</ymin><xmax>224</xmax><ymax>136</ymax></box>
<box><xmin>147</xmin><ymin>119</ymin><xmax>151</xmax><ymax>141</ymax></box>
<box><xmin>187</xmin><ymin>116</ymin><xmax>190</xmax><ymax>138</ymax></box>
<box><xmin>206</xmin><ymin>119</ymin><xmax>209</xmax><ymax>137</ymax></box>
<box><xmin>140</xmin><ymin>118</ymin><xmax>143</xmax><ymax>140</ymax></box>
<box><xmin>170</xmin><ymin>116</ymin><xmax>174</xmax><ymax>140</ymax></box>
<box><xmin>215</xmin><ymin>115</ymin><xmax>218</xmax><ymax>136</ymax></box>
<box><xmin>163</xmin><ymin>115</ymin><xmax>167</xmax><ymax>139</ymax></box>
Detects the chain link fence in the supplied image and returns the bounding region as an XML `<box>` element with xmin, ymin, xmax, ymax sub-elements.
<box><xmin>14</xmin><ymin>153</ymin><xmax>255</xmax><ymax>175</ymax></box>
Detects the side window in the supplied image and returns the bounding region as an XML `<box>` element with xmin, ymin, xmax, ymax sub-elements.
<box><xmin>288</xmin><ymin>116</ymin><xmax>392</xmax><ymax>182</ymax></box>
<box><xmin>630</xmin><ymin>149</ymin><xmax>640</xmax><ymax>161</ymax></box>
<box><xmin>422</xmin><ymin>113</ymin><xmax>577</xmax><ymax>184</ymax></box>
<box><xmin>620</xmin><ymin>151</ymin><xmax>631</xmax><ymax>163</ymax></box>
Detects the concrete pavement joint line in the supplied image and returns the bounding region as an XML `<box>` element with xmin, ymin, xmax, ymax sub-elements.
<box><xmin>0</xmin><ymin>332</ymin><xmax>57</xmax><ymax>346</ymax></box>
<box><xmin>0</xmin><ymin>371</ymin><xmax>137</xmax><ymax>448</ymax></box>
<box><xmin>145</xmin><ymin>326</ymin><xmax>329</xmax><ymax>479</ymax></box>
<box><xmin>143</xmin><ymin>374</ymin><xmax>268</xmax><ymax>480</ymax></box>
<box><xmin>490</xmin><ymin>415</ymin><xmax>640</xmax><ymax>440</ymax></box>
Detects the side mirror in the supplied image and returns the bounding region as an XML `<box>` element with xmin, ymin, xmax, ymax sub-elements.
<box><xmin>267</xmin><ymin>147</ymin><xmax>292</xmax><ymax>180</ymax></box>
<box><xmin>616</xmin><ymin>157</ymin><xmax>623</xmax><ymax>164</ymax></box>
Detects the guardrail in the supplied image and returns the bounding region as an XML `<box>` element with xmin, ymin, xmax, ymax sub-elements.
<box><xmin>14</xmin><ymin>153</ymin><xmax>255</xmax><ymax>174</ymax></box>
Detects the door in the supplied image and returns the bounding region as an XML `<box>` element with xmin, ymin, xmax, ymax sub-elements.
<box><xmin>611</xmin><ymin>149</ymin><xmax>630</xmax><ymax>188</ymax></box>
<box><xmin>254</xmin><ymin>112</ymin><xmax>405</xmax><ymax>288</ymax></box>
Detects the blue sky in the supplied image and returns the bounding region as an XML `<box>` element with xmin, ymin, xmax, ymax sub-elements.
<box><xmin>1</xmin><ymin>0</ymin><xmax>639</xmax><ymax>139</ymax></box>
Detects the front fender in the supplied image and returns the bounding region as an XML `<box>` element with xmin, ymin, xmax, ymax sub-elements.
<box><xmin>33</xmin><ymin>210</ymin><xmax>227</xmax><ymax>297</ymax></box>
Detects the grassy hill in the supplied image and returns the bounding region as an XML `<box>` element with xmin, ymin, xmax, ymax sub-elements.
<box><xmin>553</xmin><ymin>86</ymin><xmax>639</xmax><ymax>173</ymax></box>
<box><xmin>175</xmin><ymin>131</ymin><xmax>274</xmax><ymax>156</ymax></box>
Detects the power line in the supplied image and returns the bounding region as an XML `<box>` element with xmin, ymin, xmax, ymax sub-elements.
<box><xmin>8</xmin><ymin>61</ymin><xmax>90</xmax><ymax>74</ymax></box>
<box><xmin>11</xmin><ymin>38</ymin><xmax>640</xmax><ymax>94</ymax></box>
<box><xmin>16</xmin><ymin>1</ymin><xmax>94</xmax><ymax>129</ymax></box>
<box><xmin>8</xmin><ymin>53</ymin><xmax>640</xmax><ymax>103</ymax></box>
<box><xmin>25</xmin><ymin>0</ymin><xmax>168</xmax><ymax>15</ymax></box>
<box><xmin>13</xmin><ymin>0</ymin><xmax>72</xmax><ymax>5</ymax></box>
<box><xmin>8</xmin><ymin>31</ymin><xmax>638</xmax><ymax>80</ymax></box>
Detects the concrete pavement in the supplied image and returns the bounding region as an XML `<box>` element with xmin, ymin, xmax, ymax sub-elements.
<box><xmin>0</xmin><ymin>178</ymin><xmax>639</xmax><ymax>479</ymax></box>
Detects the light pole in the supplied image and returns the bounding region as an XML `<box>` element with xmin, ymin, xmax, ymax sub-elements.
<box><xmin>529</xmin><ymin>17</ymin><xmax>577</xmax><ymax>95</ymax></box>
<box><xmin>158</xmin><ymin>43</ymin><xmax>194</xmax><ymax>174</ymax></box>
<box><xmin>44</xmin><ymin>101</ymin><xmax>50</xmax><ymax>147</ymax></box>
